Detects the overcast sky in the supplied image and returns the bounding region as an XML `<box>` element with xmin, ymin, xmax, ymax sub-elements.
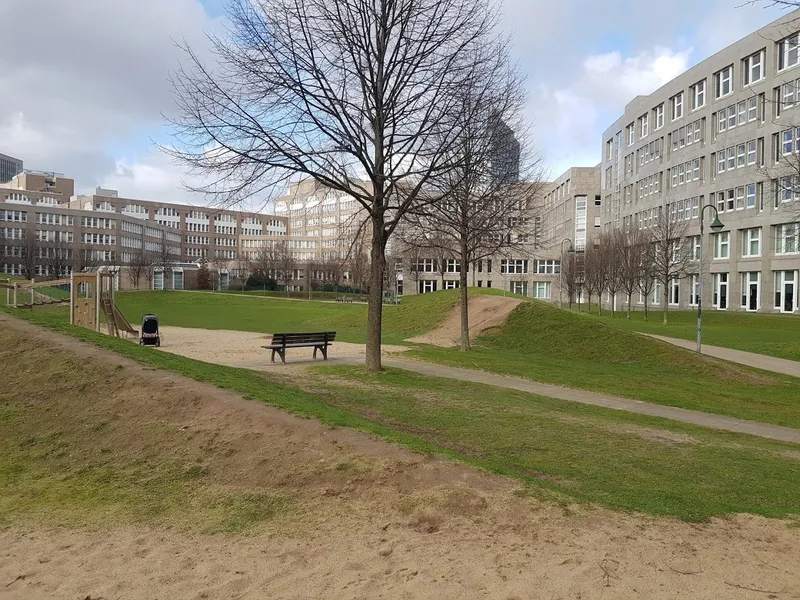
<box><xmin>0</xmin><ymin>0</ymin><xmax>790</xmax><ymax>207</ymax></box>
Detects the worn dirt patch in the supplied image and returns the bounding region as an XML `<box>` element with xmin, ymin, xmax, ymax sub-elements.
<box><xmin>782</xmin><ymin>450</ymin><xmax>800</xmax><ymax>462</ymax></box>
<box><xmin>1</xmin><ymin>313</ymin><xmax>800</xmax><ymax>600</ymax></box>
<box><xmin>406</xmin><ymin>295</ymin><xmax>523</xmax><ymax>347</ymax></box>
<box><xmin>155</xmin><ymin>325</ymin><xmax>408</xmax><ymax>368</ymax></box>
<box><xmin>557</xmin><ymin>415</ymin><xmax>699</xmax><ymax>445</ymax></box>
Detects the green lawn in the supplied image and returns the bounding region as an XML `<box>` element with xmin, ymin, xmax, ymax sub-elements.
<box><xmin>114</xmin><ymin>290</ymin><xmax>459</xmax><ymax>345</ymax></box>
<box><xmin>410</xmin><ymin>300</ymin><xmax>800</xmax><ymax>429</ymax></box>
<box><xmin>572</xmin><ymin>306</ymin><xmax>800</xmax><ymax>361</ymax></box>
<box><xmin>3</xmin><ymin>305</ymin><xmax>799</xmax><ymax>522</ymax></box>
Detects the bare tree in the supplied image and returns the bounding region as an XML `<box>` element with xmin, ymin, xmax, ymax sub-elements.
<box><xmin>399</xmin><ymin>36</ymin><xmax>541</xmax><ymax>349</ymax></box>
<box><xmin>637</xmin><ymin>238</ymin><xmax>658</xmax><ymax>322</ymax></box>
<box><xmin>73</xmin><ymin>248</ymin><xmax>101</xmax><ymax>274</ymax></box>
<box><xmin>125</xmin><ymin>247</ymin><xmax>149</xmax><ymax>290</ymax></box>
<box><xmin>274</xmin><ymin>242</ymin><xmax>296</xmax><ymax>296</ymax></box>
<box><xmin>650</xmin><ymin>210</ymin><xmax>691</xmax><ymax>325</ymax></box>
<box><xmin>602</xmin><ymin>232</ymin><xmax>623</xmax><ymax>317</ymax></box>
<box><xmin>583</xmin><ymin>241</ymin><xmax>607</xmax><ymax>314</ymax></box>
<box><xmin>167</xmin><ymin>0</ymin><xmax>506</xmax><ymax>371</ymax></box>
<box><xmin>617</xmin><ymin>226</ymin><xmax>649</xmax><ymax>320</ymax></box>
<box><xmin>156</xmin><ymin>234</ymin><xmax>178</xmax><ymax>290</ymax></box>
<box><xmin>46</xmin><ymin>242</ymin><xmax>73</xmax><ymax>280</ymax></box>
<box><xmin>760</xmin><ymin>148</ymin><xmax>800</xmax><ymax>222</ymax></box>
<box><xmin>16</xmin><ymin>233</ymin><xmax>39</xmax><ymax>280</ymax></box>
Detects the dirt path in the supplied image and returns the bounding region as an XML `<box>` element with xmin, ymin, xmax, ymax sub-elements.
<box><xmin>1</xmin><ymin>313</ymin><xmax>799</xmax><ymax>600</ymax></box>
<box><xmin>406</xmin><ymin>295</ymin><xmax>522</xmax><ymax>347</ymax></box>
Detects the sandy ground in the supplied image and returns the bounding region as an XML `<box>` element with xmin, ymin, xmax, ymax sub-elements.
<box><xmin>155</xmin><ymin>325</ymin><xmax>409</xmax><ymax>368</ymax></box>
<box><xmin>407</xmin><ymin>295</ymin><xmax>523</xmax><ymax>347</ymax></box>
<box><xmin>2</xmin><ymin>314</ymin><xmax>800</xmax><ymax>600</ymax></box>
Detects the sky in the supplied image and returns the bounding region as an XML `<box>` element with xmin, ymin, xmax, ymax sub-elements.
<box><xmin>0</xmin><ymin>0</ymin><xmax>791</xmax><ymax>207</ymax></box>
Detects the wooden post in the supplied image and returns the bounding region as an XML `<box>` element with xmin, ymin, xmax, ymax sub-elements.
<box><xmin>31</xmin><ymin>287</ymin><xmax>35</xmax><ymax>307</ymax></box>
<box><xmin>69</xmin><ymin>273</ymin><xmax>74</xmax><ymax>326</ymax></box>
<box><xmin>13</xmin><ymin>283</ymin><xmax>17</xmax><ymax>307</ymax></box>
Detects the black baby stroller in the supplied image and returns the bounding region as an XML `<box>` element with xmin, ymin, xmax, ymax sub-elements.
<box><xmin>139</xmin><ymin>314</ymin><xmax>160</xmax><ymax>347</ymax></box>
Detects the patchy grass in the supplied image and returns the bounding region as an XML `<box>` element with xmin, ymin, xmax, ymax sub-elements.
<box><xmin>4</xmin><ymin>306</ymin><xmax>800</xmax><ymax>522</ymax></box>
<box><xmin>572</xmin><ymin>306</ymin><xmax>800</xmax><ymax>361</ymax></box>
<box><xmin>114</xmin><ymin>290</ymin><xmax>460</xmax><ymax>345</ymax></box>
<box><xmin>410</xmin><ymin>300</ymin><xmax>800</xmax><ymax>428</ymax></box>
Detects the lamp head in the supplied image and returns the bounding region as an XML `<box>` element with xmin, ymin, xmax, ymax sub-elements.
<box><xmin>710</xmin><ymin>216</ymin><xmax>724</xmax><ymax>232</ymax></box>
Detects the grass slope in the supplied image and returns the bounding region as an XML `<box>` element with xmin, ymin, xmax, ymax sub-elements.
<box><xmin>114</xmin><ymin>290</ymin><xmax>460</xmax><ymax>345</ymax></box>
<box><xmin>3</xmin><ymin>306</ymin><xmax>799</xmax><ymax>521</ymax></box>
<box><xmin>411</xmin><ymin>300</ymin><xmax>800</xmax><ymax>428</ymax></box>
<box><xmin>575</xmin><ymin>308</ymin><xmax>800</xmax><ymax>361</ymax></box>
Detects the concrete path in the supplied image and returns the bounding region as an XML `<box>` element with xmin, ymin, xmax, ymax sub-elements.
<box><xmin>643</xmin><ymin>334</ymin><xmax>800</xmax><ymax>378</ymax></box>
<box><xmin>338</xmin><ymin>357</ymin><xmax>800</xmax><ymax>445</ymax></box>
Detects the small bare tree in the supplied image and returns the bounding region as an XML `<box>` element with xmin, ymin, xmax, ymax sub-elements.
<box><xmin>15</xmin><ymin>233</ymin><xmax>39</xmax><ymax>280</ymax></box>
<box><xmin>583</xmin><ymin>241</ymin><xmax>607</xmax><ymax>314</ymax></box>
<box><xmin>650</xmin><ymin>210</ymin><xmax>692</xmax><ymax>325</ymax></box>
<box><xmin>637</xmin><ymin>238</ymin><xmax>658</xmax><ymax>321</ymax></box>
<box><xmin>617</xmin><ymin>226</ymin><xmax>649</xmax><ymax>320</ymax></box>
<box><xmin>274</xmin><ymin>242</ymin><xmax>296</xmax><ymax>296</ymax></box>
<box><xmin>73</xmin><ymin>248</ymin><xmax>101</xmax><ymax>274</ymax></box>
<box><xmin>125</xmin><ymin>247</ymin><xmax>149</xmax><ymax>290</ymax></box>
<box><xmin>167</xmin><ymin>0</ymin><xmax>509</xmax><ymax>371</ymax></box>
<box><xmin>46</xmin><ymin>242</ymin><xmax>73</xmax><ymax>279</ymax></box>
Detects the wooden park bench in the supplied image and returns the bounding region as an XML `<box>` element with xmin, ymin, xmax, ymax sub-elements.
<box><xmin>262</xmin><ymin>332</ymin><xmax>336</xmax><ymax>364</ymax></box>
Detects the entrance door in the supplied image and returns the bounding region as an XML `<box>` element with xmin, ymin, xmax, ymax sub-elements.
<box><xmin>743</xmin><ymin>272</ymin><xmax>759</xmax><ymax>312</ymax></box>
<box><xmin>784</xmin><ymin>271</ymin><xmax>796</xmax><ymax>313</ymax></box>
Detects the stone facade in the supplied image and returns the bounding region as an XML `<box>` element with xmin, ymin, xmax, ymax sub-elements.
<box><xmin>601</xmin><ymin>10</ymin><xmax>800</xmax><ymax>313</ymax></box>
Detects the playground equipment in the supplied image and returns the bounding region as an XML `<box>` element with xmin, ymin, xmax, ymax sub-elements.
<box><xmin>1</xmin><ymin>277</ymin><xmax>72</xmax><ymax>309</ymax></box>
<box><xmin>70</xmin><ymin>268</ymin><xmax>138</xmax><ymax>338</ymax></box>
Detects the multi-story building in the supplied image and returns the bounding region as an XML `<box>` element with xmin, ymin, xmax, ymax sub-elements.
<box><xmin>488</xmin><ymin>116</ymin><xmax>521</xmax><ymax>186</ymax></box>
<box><xmin>0</xmin><ymin>184</ymin><xmax>182</xmax><ymax>286</ymax></box>
<box><xmin>0</xmin><ymin>153</ymin><xmax>24</xmax><ymax>184</ymax></box>
<box><xmin>535</xmin><ymin>166</ymin><xmax>603</xmax><ymax>301</ymax></box>
<box><xmin>601</xmin><ymin>10</ymin><xmax>800</xmax><ymax>314</ymax></box>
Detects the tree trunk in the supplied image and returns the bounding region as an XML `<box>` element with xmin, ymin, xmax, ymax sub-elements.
<box><xmin>459</xmin><ymin>241</ymin><xmax>470</xmax><ymax>352</ymax></box>
<box><xmin>626</xmin><ymin>293</ymin><xmax>631</xmax><ymax>319</ymax></box>
<box><xmin>662</xmin><ymin>301</ymin><xmax>669</xmax><ymax>325</ymax></box>
<box><xmin>365</xmin><ymin>215</ymin><xmax>386</xmax><ymax>372</ymax></box>
<box><xmin>644</xmin><ymin>302</ymin><xmax>649</xmax><ymax>321</ymax></box>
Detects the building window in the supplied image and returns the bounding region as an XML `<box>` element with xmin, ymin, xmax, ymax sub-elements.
<box><xmin>626</xmin><ymin>123</ymin><xmax>635</xmax><ymax>146</ymax></box>
<box><xmin>640</xmin><ymin>113</ymin><xmax>649</xmax><ymax>138</ymax></box>
<box><xmin>741</xmin><ymin>272</ymin><xmax>760</xmax><ymax>311</ymax></box>
<box><xmin>713</xmin><ymin>231</ymin><xmax>730</xmax><ymax>259</ymax></box>
<box><xmin>535</xmin><ymin>260</ymin><xmax>561</xmax><ymax>274</ymax></box>
<box><xmin>500</xmin><ymin>259</ymin><xmax>528</xmax><ymax>275</ymax></box>
<box><xmin>743</xmin><ymin>49</ymin><xmax>765</xmax><ymax>85</ymax></box>
<box><xmin>669</xmin><ymin>279</ymin><xmax>680</xmax><ymax>306</ymax></box>
<box><xmin>510</xmin><ymin>281</ymin><xmax>527</xmax><ymax>296</ymax></box>
<box><xmin>691</xmin><ymin>80</ymin><xmax>706</xmax><ymax>110</ymax></box>
<box><xmin>444</xmin><ymin>280</ymin><xmax>459</xmax><ymax>290</ymax></box>
<box><xmin>778</xmin><ymin>32</ymin><xmax>800</xmax><ymax>72</ymax></box>
<box><xmin>445</xmin><ymin>259</ymin><xmax>461</xmax><ymax>273</ymax></box>
<box><xmin>655</xmin><ymin>104</ymin><xmax>664</xmax><ymax>130</ymax></box>
<box><xmin>533</xmin><ymin>282</ymin><xmax>551</xmax><ymax>299</ymax></box>
<box><xmin>420</xmin><ymin>280</ymin><xmax>437</xmax><ymax>294</ymax></box>
<box><xmin>671</xmin><ymin>92</ymin><xmax>684</xmax><ymax>120</ymax></box>
<box><xmin>774</xmin><ymin>270</ymin><xmax>798</xmax><ymax>312</ymax></box>
<box><xmin>741</xmin><ymin>228</ymin><xmax>761</xmax><ymax>257</ymax></box>
<box><xmin>689</xmin><ymin>274</ymin><xmax>700</xmax><ymax>306</ymax></box>
<box><xmin>713</xmin><ymin>273</ymin><xmax>729</xmax><ymax>310</ymax></box>
<box><xmin>714</xmin><ymin>65</ymin><xmax>733</xmax><ymax>98</ymax></box>
<box><xmin>776</xmin><ymin>223</ymin><xmax>800</xmax><ymax>254</ymax></box>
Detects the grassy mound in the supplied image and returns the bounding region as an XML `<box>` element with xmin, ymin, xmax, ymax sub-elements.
<box><xmin>412</xmin><ymin>300</ymin><xmax>800</xmax><ymax>428</ymax></box>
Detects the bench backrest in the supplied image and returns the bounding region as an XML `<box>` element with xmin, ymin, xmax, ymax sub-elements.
<box><xmin>271</xmin><ymin>332</ymin><xmax>336</xmax><ymax>345</ymax></box>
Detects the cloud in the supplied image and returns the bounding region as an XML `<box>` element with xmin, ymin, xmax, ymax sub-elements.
<box><xmin>0</xmin><ymin>0</ymin><xmax>222</xmax><ymax>197</ymax></box>
<box><xmin>533</xmin><ymin>45</ymin><xmax>693</xmax><ymax>175</ymax></box>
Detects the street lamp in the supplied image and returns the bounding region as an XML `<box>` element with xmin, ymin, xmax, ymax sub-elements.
<box><xmin>559</xmin><ymin>238</ymin><xmax>574</xmax><ymax>309</ymax></box>
<box><xmin>696</xmin><ymin>205</ymin><xmax>724</xmax><ymax>354</ymax></box>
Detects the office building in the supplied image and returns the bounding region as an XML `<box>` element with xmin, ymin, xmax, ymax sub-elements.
<box><xmin>0</xmin><ymin>153</ymin><xmax>23</xmax><ymax>183</ymax></box>
<box><xmin>601</xmin><ymin>10</ymin><xmax>800</xmax><ymax>313</ymax></box>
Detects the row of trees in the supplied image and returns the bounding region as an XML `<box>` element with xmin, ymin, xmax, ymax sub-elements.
<box><xmin>562</xmin><ymin>213</ymin><xmax>693</xmax><ymax>324</ymax></box>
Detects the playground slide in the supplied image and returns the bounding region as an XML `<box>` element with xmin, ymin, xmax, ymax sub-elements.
<box><xmin>113</xmin><ymin>304</ymin><xmax>138</xmax><ymax>336</ymax></box>
<box><xmin>101</xmin><ymin>299</ymin><xmax>138</xmax><ymax>337</ymax></box>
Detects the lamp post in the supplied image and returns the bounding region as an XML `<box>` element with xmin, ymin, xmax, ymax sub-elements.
<box><xmin>559</xmin><ymin>238</ymin><xmax>574</xmax><ymax>309</ymax></box>
<box><xmin>696</xmin><ymin>205</ymin><xmax>725</xmax><ymax>354</ymax></box>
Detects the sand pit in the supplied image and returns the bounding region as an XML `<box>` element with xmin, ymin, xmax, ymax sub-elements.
<box><xmin>155</xmin><ymin>325</ymin><xmax>408</xmax><ymax>368</ymax></box>
<box><xmin>407</xmin><ymin>294</ymin><xmax>523</xmax><ymax>347</ymax></box>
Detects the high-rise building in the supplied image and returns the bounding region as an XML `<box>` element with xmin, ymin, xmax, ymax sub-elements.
<box><xmin>488</xmin><ymin>116</ymin><xmax>521</xmax><ymax>186</ymax></box>
<box><xmin>0</xmin><ymin>153</ymin><xmax>23</xmax><ymax>183</ymax></box>
<box><xmin>601</xmin><ymin>10</ymin><xmax>800</xmax><ymax>314</ymax></box>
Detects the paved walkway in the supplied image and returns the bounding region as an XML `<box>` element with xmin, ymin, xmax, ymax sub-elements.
<box><xmin>337</xmin><ymin>357</ymin><xmax>800</xmax><ymax>444</ymax></box>
<box><xmin>643</xmin><ymin>334</ymin><xmax>800</xmax><ymax>378</ymax></box>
